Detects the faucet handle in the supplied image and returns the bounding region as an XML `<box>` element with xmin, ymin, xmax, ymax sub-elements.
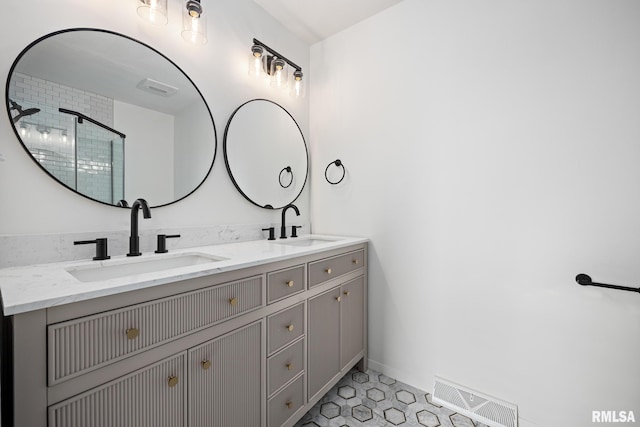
<box><xmin>155</xmin><ymin>234</ymin><xmax>180</xmax><ymax>253</ymax></box>
<box><xmin>291</xmin><ymin>226</ymin><xmax>302</xmax><ymax>238</ymax></box>
<box><xmin>74</xmin><ymin>238</ymin><xmax>110</xmax><ymax>261</ymax></box>
<box><xmin>262</xmin><ymin>227</ymin><xmax>276</xmax><ymax>241</ymax></box>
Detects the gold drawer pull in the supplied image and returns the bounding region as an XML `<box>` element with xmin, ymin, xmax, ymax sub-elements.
<box><xmin>286</xmin><ymin>362</ymin><xmax>293</xmax><ymax>371</ymax></box>
<box><xmin>286</xmin><ymin>280</ymin><xmax>294</xmax><ymax>287</ymax></box>
<box><xmin>167</xmin><ymin>376</ymin><xmax>179</xmax><ymax>388</ymax></box>
<box><xmin>344</xmin><ymin>291</ymin><xmax>351</xmax><ymax>296</ymax></box>
<box><xmin>336</xmin><ymin>296</ymin><xmax>341</xmax><ymax>302</ymax></box>
<box><xmin>325</xmin><ymin>268</ymin><xmax>332</xmax><ymax>274</ymax></box>
<box><xmin>352</xmin><ymin>259</ymin><xmax>359</xmax><ymax>265</ymax></box>
<box><xmin>126</xmin><ymin>328</ymin><xmax>139</xmax><ymax>340</ymax></box>
<box><xmin>286</xmin><ymin>324</ymin><xmax>294</xmax><ymax>332</ymax></box>
<box><xmin>286</xmin><ymin>401</ymin><xmax>293</xmax><ymax>409</ymax></box>
<box><xmin>201</xmin><ymin>360</ymin><xmax>211</xmax><ymax>370</ymax></box>
<box><xmin>229</xmin><ymin>297</ymin><xmax>238</xmax><ymax>306</ymax></box>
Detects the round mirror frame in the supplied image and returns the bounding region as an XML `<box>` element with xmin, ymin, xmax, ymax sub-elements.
<box><xmin>223</xmin><ymin>99</ymin><xmax>309</xmax><ymax>210</ymax></box>
<box><xmin>4</xmin><ymin>28</ymin><xmax>217</xmax><ymax>209</ymax></box>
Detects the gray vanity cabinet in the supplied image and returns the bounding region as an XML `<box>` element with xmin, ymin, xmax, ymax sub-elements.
<box><xmin>188</xmin><ymin>321</ymin><xmax>262</xmax><ymax>427</ymax></box>
<box><xmin>307</xmin><ymin>278</ymin><xmax>365</xmax><ymax>400</ymax></box>
<box><xmin>340</xmin><ymin>277</ymin><xmax>365</xmax><ymax>370</ymax></box>
<box><xmin>307</xmin><ymin>250</ymin><xmax>367</xmax><ymax>402</ymax></box>
<box><xmin>308</xmin><ymin>287</ymin><xmax>342</xmax><ymax>399</ymax></box>
<box><xmin>48</xmin><ymin>352</ymin><xmax>186</xmax><ymax>427</ymax></box>
<box><xmin>4</xmin><ymin>243</ymin><xmax>367</xmax><ymax>427</ymax></box>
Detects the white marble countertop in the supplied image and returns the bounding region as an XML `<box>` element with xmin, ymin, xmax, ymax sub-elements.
<box><xmin>0</xmin><ymin>234</ymin><xmax>367</xmax><ymax>316</ymax></box>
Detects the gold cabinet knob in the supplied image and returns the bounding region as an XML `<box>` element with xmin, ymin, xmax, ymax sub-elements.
<box><xmin>229</xmin><ymin>297</ymin><xmax>238</xmax><ymax>306</ymax></box>
<box><xmin>286</xmin><ymin>324</ymin><xmax>294</xmax><ymax>332</ymax></box>
<box><xmin>344</xmin><ymin>291</ymin><xmax>351</xmax><ymax>296</ymax></box>
<box><xmin>336</xmin><ymin>296</ymin><xmax>341</xmax><ymax>302</ymax></box>
<box><xmin>286</xmin><ymin>401</ymin><xmax>293</xmax><ymax>409</ymax></box>
<box><xmin>286</xmin><ymin>362</ymin><xmax>293</xmax><ymax>371</ymax></box>
<box><xmin>286</xmin><ymin>280</ymin><xmax>294</xmax><ymax>287</ymax></box>
<box><xmin>352</xmin><ymin>259</ymin><xmax>359</xmax><ymax>265</ymax></box>
<box><xmin>167</xmin><ymin>376</ymin><xmax>179</xmax><ymax>388</ymax></box>
<box><xmin>126</xmin><ymin>328</ymin><xmax>139</xmax><ymax>340</ymax></box>
<box><xmin>325</xmin><ymin>268</ymin><xmax>332</xmax><ymax>274</ymax></box>
<box><xmin>201</xmin><ymin>360</ymin><xmax>211</xmax><ymax>370</ymax></box>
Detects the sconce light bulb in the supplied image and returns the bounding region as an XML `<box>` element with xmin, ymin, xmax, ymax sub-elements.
<box><xmin>249</xmin><ymin>45</ymin><xmax>266</xmax><ymax>79</ymax></box>
<box><xmin>186</xmin><ymin>0</ymin><xmax>202</xmax><ymax>18</ymax></box>
<box><xmin>190</xmin><ymin>16</ymin><xmax>200</xmax><ymax>34</ymax></box>
<box><xmin>290</xmin><ymin>70</ymin><xmax>304</xmax><ymax>98</ymax></box>
<box><xmin>251</xmin><ymin>45</ymin><xmax>263</xmax><ymax>59</ymax></box>
<box><xmin>20</xmin><ymin>124</ymin><xmax>27</xmax><ymax>136</ymax></box>
<box><xmin>182</xmin><ymin>0</ymin><xmax>207</xmax><ymax>44</ymax></box>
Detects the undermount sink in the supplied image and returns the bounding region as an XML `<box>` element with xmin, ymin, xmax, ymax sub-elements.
<box><xmin>66</xmin><ymin>252</ymin><xmax>227</xmax><ymax>282</ymax></box>
<box><xmin>275</xmin><ymin>237</ymin><xmax>340</xmax><ymax>247</ymax></box>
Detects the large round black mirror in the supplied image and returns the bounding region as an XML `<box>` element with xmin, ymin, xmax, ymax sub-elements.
<box><xmin>5</xmin><ymin>28</ymin><xmax>217</xmax><ymax>208</ymax></box>
<box><xmin>223</xmin><ymin>99</ymin><xmax>308</xmax><ymax>209</ymax></box>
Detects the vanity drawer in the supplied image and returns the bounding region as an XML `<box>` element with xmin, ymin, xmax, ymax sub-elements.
<box><xmin>267</xmin><ymin>265</ymin><xmax>305</xmax><ymax>303</ymax></box>
<box><xmin>268</xmin><ymin>338</ymin><xmax>304</xmax><ymax>396</ymax></box>
<box><xmin>49</xmin><ymin>352</ymin><xmax>185</xmax><ymax>427</ymax></box>
<box><xmin>48</xmin><ymin>275</ymin><xmax>263</xmax><ymax>385</ymax></box>
<box><xmin>268</xmin><ymin>374</ymin><xmax>304</xmax><ymax>427</ymax></box>
<box><xmin>308</xmin><ymin>249</ymin><xmax>365</xmax><ymax>288</ymax></box>
<box><xmin>267</xmin><ymin>303</ymin><xmax>304</xmax><ymax>355</ymax></box>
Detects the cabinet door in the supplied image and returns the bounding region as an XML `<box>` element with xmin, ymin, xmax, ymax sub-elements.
<box><xmin>308</xmin><ymin>286</ymin><xmax>341</xmax><ymax>399</ymax></box>
<box><xmin>340</xmin><ymin>277</ymin><xmax>365</xmax><ymax>369</ymax></box>
<box><xmin>188</xmin><ymin>321</ymin><xmax>262</xmax><ymax>427</ymax></box>
<box><xmin>49</xmin><ymin>353</ymin><xmax>185</xmax><ymax>427</ymax></box>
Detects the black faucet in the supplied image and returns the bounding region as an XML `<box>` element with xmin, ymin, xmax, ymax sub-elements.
<box><xmin>127</xmin><ymin>198</ymin><xmax>151</xmax><ymax>256</ymax></box>
<box><xmin>280</xmin><ymin>204</ymin><xmax>300</xmax><ymax>239</ymax></box>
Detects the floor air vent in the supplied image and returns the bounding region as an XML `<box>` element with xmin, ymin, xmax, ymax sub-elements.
<box><xmin>433</xmin><ymin>377</ymin><xmax>518</xmax><ymax>427</ymax></box>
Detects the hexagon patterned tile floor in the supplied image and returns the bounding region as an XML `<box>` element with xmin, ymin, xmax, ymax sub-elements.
<box><xmin>294</xmin><ymin>368</ymin><xmax>489</xmax><ymax>427</ymax></box>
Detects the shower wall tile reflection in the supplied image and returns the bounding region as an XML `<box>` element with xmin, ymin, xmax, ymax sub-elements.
<box><xmin>9</xmin><ymin>72</ymin><xmax>122</xmax><ymax>204</ymax></box>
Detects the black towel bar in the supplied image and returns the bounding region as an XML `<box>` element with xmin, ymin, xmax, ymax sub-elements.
<box><xmin>575</xmin><ymin>274</ymin><xmax>640</xmax><ymax>293</ymax></box>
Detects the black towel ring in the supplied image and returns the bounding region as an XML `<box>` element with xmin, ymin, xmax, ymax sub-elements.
<box><xmin>279</xmin><ymin>166</ymin><xmax>293</xmax><ymax>188</ymax></box>
<box><xmin>325</xmin><ymin>159</ymin><xmax>345</xmax><ymax>185</ymax></box>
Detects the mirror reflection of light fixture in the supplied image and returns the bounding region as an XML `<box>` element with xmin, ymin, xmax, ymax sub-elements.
<box><xmin>19</xmin><ymin>123</ymin><xmax>27</xmax><ymax>137</ymax></box>
<box><xmin>137</xmin><ymin>0</ymin><xmax>168</xmax><ymax>25</ymax></box>
<box><xmin>36</xmin><ymin>125</ymin><xmax>50</xmax><ymax>141</ymax></box>
<box><xmin>249</xmin><ymin>38</ymin><xmax>304</xmax><ymax>98</ymax></box>
<box><xmin>182</xmin><ymin>0</ymin><xmax>207</xmax><ymax>45</ymax></box>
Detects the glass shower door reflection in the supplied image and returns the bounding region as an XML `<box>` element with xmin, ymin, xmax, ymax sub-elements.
<box><xmin>75</xmin><ymin>119</ymin><xmax>125</xmax><ymax>205</ymax></box>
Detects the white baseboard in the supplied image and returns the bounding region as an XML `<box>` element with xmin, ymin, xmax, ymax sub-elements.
<box><xmin>367</xmin><ymin>358</ymin><xmax>431</xmax><ymax>394</ymax></box>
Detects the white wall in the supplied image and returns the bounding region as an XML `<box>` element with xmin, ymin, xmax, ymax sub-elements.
<box><xmin>0</xmin><ymin>0</ymin><xmax>309</xmax><ymax>237</ymax></box>
<box><xmin>114</xmin><ymin>100</ymin><xmax>174</xmax><ymax>204</ymax></box>
<box><xmin>174</xmin><ymin>101</ymin><xmax>213</xmax><ymax>199</ymax></box>
<box><xmin>310</xmin><ymin>1</ymin><xmax>640</xmax><ymax>426</ymax></box>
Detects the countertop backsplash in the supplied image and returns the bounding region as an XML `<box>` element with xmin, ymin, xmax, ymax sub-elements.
<box><xmin>0</xmin><ymin>223</ymin><xmax>309</xmax><ymax>268</ymax></box>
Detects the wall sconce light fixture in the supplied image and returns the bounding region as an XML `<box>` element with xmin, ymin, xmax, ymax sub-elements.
<box><xmin>249</xmin><ymin>38</ymin><xmax>304</xmax><ymax>98</ymax></box>
<box><xmin>136</xmin><ymin>0</ymin><xmax>207</xmax><ymax>45</ymax></box>
<box><xmin>181</xmin><ymin>0</ymin><xmax>207</xmax><ymax>45</ymax></box>
<box><xmin>137</xmin><ymin>0</ymin><xmax>168</xmax><ymax>25</ymax></box>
